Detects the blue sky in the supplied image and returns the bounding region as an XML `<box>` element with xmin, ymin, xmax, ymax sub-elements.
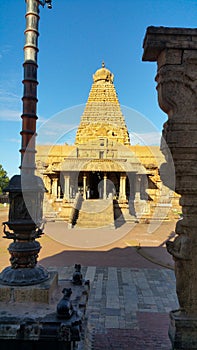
<box><xmin>0</xmin><ymin>0</ymin><xmax>196</xmax><ymax>177</ymax></box>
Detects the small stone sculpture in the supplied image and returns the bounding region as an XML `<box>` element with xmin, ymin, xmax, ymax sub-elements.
<box><xmin>57</xmin><ymin>288</ymin><xmax>74</xmax><ymax>319</ymax></box>
<box><xmin>72</xmin><ymin>264</ymin><xmax>83</xmax><ymax>285</ymax></box>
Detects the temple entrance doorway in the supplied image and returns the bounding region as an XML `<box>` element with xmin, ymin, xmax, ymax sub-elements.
<box><xmin>89</xmin><ymin>172</ymin><xmax>103</xmax><ymax>199</ymax></box>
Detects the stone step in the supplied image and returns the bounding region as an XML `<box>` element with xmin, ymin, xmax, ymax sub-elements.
<box><xmin>75</xmin><ymin>198</ymin><xmax>114</xmax><ymax>228</ymax></box>
<box><xmin>80</xmin><ymin>199</ymin><xmax>111</xmax><ymax>212</ymax></box>
<box><xmin>75</xmin><ymin>220</ymin><xmax>114</xmax><ymax>228</ymax></box>
<box><xmin>44</xmin><ymin>211</ymin><xmax>65</xmax><ymax>222</ymax></box>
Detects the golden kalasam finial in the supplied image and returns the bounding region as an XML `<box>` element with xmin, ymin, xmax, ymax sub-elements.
<box><xmin>93</xmin><ymin>62</ymin><xmax>114</xmax><ymax>83</ymax></box>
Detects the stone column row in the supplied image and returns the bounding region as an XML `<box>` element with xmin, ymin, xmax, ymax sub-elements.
<box><xmin>43</xmin><ymin>172</ymin><xmax>145</xmax><ymax>201</ymax></box>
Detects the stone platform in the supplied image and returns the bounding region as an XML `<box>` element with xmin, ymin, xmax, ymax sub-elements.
<box><xmin>0</xmin><ymin>267</ymin><xmax>89</xmax><ymax>350</ymax></box>
<box><xmin>0</xmin><ymin>271</ymin><xmax>58</xmax><ymax>303</ymax></box>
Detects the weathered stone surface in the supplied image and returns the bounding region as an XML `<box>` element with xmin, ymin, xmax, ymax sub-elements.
<box><xmin>74</xmin><ymin>197</ymin><xmax>115</xmax><ymax>228</ymax></box>
<box><xmin>75</xmin><ymin>62</ymin><xmax>130</xmax><ymax>146</ymax></box>
<box><xmin>142</xmin><ymin>26</ymin><xmax>197</xmax><ymax>61</ymax></box>
<box><xmin>0</xmin><ymin>272</ymin><xmax>89</xmax><ymax>350</ymax></box>
<box><xmin>0</xmin><ymin>271</ymin><xmax>58</xmax><ymax>303</ymax></box>
<box><xmin>169</xmin><ymin>310</ymin><xmax>197</xmax><ymax>349</ymax></box>
<box><xmin>0</xmin><ymin>267</ymin><xmax>89</xmax><ymax>349</ymax></box>
<box><xmin>142</xmin><ymin>25</ymin><xmax>197</xmax><ymax>348</ymax></box>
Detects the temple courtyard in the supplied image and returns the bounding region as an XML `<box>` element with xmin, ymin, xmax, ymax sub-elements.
<box><xmin>0</xmin><ymin>207</ymin><xmax>179</xmax><ymax>349</ymax></box>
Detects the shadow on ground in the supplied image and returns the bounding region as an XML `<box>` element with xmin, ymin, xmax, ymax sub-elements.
<box><xmin>40</xmin><ymin>246</ymin><xmax>174</xmax><ymax>269</ymax></box>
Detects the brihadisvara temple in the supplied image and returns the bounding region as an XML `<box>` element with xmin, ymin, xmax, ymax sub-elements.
<box><xmin>0</xmin><ymin>1</ymin><xmax>197</xmax><ymax>349</ymax></box>
<box><xmin>36</xmin><ymin>62</ymin><xmax>179</xmax><ymax>228</ymax></box>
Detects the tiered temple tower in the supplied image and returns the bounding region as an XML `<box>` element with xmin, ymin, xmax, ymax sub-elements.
<box><xmin>75</xmin><ymin>62</ymin><xmax>130</xmax><ymax>146</ymax></box>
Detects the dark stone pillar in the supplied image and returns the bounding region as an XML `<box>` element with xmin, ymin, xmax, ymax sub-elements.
<box><xmin>0</xmin><ymin>0</ymin><xmax>49</xmax><ymax>286</ymax></box>
<box><xmin>142</xmin><ymin>26</ymin><xmax>197</xmax><ymax>349</ymax></box>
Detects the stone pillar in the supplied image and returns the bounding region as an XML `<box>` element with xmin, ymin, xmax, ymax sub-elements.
<box><xmin>143</xmin><ymin>26</ymin><xmax>197</xmax><ymax>349</ymax></box>
<box><xmin>122</xmin><ymin>175</ymin><xmax>126</xmax><ymax>200</ymax></box>
<box><xmin>58</xmin><ymin>186</ymin><xmax>61</xmax><ymax>199</ymax></box>
<box><xmin>51</xmin><ymin>177</ymin><xmax>58</xmax><ymax>198</ymax></box>
<box><xmin>103</xmin><ymin>173</ymin><xmax>107</xmax><ymax>199</ymax></box>
<box><xmin>119</xmin><ymin>175</ymin><xmax>122</xmax><ymax>200</ymax></box>
<box><xmin>119</xmin><ymin>173</ymin><xmax>126</xmax><ymax>201</ymax></box>
<box><xmin>63</xmin><ymin>174</ymin><xmax>70</xmax><ymax>201</ymax></box>
<box><xmin>0</xmin><ymin>0</ymin><xmax>51</xmax><ymax>287</ymax></box>
<box><xmin>135</xmin><ymin>175</ymin><xmax>141</xmax><ymax>200</ymax></box>
<box><xmin>83</xmin><ymin>174</ymin><xmax>87</xmax><ymax>199</ymax></box>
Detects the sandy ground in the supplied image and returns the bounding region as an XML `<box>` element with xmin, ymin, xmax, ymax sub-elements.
<box><xmin>0</xmin><ymin>208</ymin><xmax>176</xmax><ymax>270</ymax></box>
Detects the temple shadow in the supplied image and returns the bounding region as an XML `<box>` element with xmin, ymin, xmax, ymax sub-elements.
<box><xmin>40</xmin><ymin>245</ymin><xmax>174</xmax><ymax>270</ymax></box>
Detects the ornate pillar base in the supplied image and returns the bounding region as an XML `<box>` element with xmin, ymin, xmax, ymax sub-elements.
<box><xmin>169</xmin><ymin>310</ymin><xmax>197</xmax><ymax>349</ymax></box>
<box><xmin>1</xmin><ymin>174</ymin><xmax>49</xmax><ymax>286</ymax></box>
<box><xmin>0</xmin><ymin>238</ymin><xmax>49</xmax><ymax>286</ymax></box>
<box><xmin>0</xmin><ymin>265</ymin><xmax>49</xmax><ymax>286</ymax></box>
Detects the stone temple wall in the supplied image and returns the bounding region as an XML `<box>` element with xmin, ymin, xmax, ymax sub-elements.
<box><xmin>36</xmin><ymin>143</ymin><xmax>181</xmax><ymax>223</ymax></box>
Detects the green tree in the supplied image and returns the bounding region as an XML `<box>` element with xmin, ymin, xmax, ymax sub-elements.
<box><xmin>0</xmin><ymin>164</ymin><xmax>9</xmax><ymax>194</ymax></box>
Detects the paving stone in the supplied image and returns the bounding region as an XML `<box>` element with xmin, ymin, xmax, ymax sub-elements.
<box><xmin>105</xmin><ymin>315</ymin><xmax>120</xmax><ymax>328</ymax></box>
<box><xmin>84</xmin><ymin>266</ymin><xmax>178</xmax><ymax>349</ymax></box>
<box><xmin>95</xmin><ymin>273</ymin><xmax>103</xmax><ymax>300</ymax></box>
<box><xmin>105</xmin><ymin>308</ymin><xmax>121</xmax><ymax>316</ymax></box>
<box><xmin>45</xmin><ymin>265</ymin><xmax>178</xmax><ymax>348</ymax></box>
<box><xmin>85</xmin><ymin>266</ymin><xmax>96</xmax><ymax>282</ymax></box>
<box><xmin>106</xmin><ymin>268</ymin><xmax>120</xmax><ymax>309</ymax></box>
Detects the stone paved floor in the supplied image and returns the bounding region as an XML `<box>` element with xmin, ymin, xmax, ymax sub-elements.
<box><xmin>48</xmin><ymin>266</ymin><xmax>178</xmax><ymax>349</ymax></box>
<box><xmin>0</xmin><ymin>211</ymin><xmax>179</xmax><ymax>349</ymax></box>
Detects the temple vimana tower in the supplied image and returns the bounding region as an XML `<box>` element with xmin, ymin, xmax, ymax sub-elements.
<box><xmin>36</xmin><ymin>63</ymin><xmax>179</xmax><ymax>227</ymax></box>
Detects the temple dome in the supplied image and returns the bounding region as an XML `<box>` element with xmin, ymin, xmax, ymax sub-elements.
<box><xmin>93</xmin><ymin>62</ymin><xmax>114</xmax><ymax>83</ymax></box>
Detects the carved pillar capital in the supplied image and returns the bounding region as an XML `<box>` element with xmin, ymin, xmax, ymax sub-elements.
<box><xmin>143</xmin><ymin>27</ymin><xmax>197</xmax><ymax>195</ymax></box>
